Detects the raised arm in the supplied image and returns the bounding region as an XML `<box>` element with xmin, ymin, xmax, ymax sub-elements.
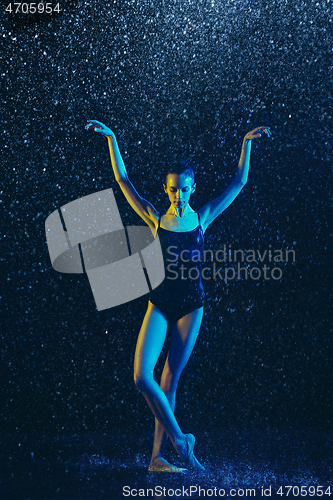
<box><xmin>199</xmin><ymin>126</ymin><xmax>271</xmax><ymax>232</ymax></box>
<box><xmin>85</xmin><ymin>120</ymin><xmax>159</xmax><ymax>231</ymax></box>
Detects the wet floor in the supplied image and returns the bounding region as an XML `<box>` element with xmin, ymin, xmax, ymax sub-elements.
<box><xmin>1</xmin><ymin>427</ymin><xmax>332</xmax><ymax>499</ymax></box>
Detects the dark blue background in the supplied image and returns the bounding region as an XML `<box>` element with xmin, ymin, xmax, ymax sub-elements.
<box><xmin>2</xmin><ymin>0</ymin><xmax>332</xmax><ymax>439</ymax></box>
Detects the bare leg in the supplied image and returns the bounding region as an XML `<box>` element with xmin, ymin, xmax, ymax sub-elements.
<box><xmin>149</xmin><ymin>306</ymin><xmax>204</xmax><ymax>471</ymax></box>
<box><xmin>134</xmin><ymin>302</ymin><xmax>204</xmax><ymax>470</ymax></box>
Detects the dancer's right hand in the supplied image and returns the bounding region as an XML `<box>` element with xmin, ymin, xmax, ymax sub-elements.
<box><xmin>85</xmin><ymin>120</ymin><xmax>115</xmax><ymax>138</ymax></box>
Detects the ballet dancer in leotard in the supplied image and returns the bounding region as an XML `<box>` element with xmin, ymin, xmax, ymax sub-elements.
<box><xmin>85</xmin><ymin>120</ymin><xmax>271</xmax><ymax>472</ymax></box>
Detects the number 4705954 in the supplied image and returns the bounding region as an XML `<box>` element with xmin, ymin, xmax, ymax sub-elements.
<box><xmin>6</xmin><ymin>3</ymin><xmax>61</xmax><ymax>14</ymax></box>
<box><xmin>276</xmin><ymin>485</ymin><xmax>332</xmax><ymax>496</ymax></box>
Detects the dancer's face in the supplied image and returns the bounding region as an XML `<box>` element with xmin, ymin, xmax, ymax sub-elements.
<box><xmin>163</xmin><ymin>173</ymin><xmax>196</xmax><ymax>209</ymax></box>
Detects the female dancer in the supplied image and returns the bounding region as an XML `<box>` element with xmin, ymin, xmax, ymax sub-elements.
<box><xmin>85</xmin><ymin>120</ymin><xmax>271</xmax><ymax>472</ymax></box>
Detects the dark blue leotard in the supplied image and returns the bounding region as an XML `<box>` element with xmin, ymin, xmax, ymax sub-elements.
<box><xmin>149</xmin><ymin>212</ymin><xmax>205</xmax><ymax>323</ymax></box>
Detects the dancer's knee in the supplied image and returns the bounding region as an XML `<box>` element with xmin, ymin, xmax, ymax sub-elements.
<box><xmin>134</xmin><ymin>370</ymin><xmax>153</xmax><ymax>392</ymax></box>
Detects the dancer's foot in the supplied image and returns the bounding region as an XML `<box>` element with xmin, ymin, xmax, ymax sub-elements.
<box><xmin>175</xmin><ymin>433</ymin><xmax>205</xmax><ymax>471</ymax></box>
<box><xmin>148</xmin><ymin>456</ymin><xmax>187</xmax><ymax>473</ymax></box>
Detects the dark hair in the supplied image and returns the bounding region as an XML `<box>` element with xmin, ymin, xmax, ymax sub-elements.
<box><xmin>163</xmin><ymin>160</ymin><xmax>195</xmax><ymax>186</ymax></box>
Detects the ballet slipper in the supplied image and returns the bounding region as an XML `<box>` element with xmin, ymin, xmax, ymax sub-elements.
<box><xmin>175</xmin><ymin>433</ymin><xmax>205</xmax><ymax>471</ymax></box>
<box><xmin>148</xmin><ymin>457</ymin><xmax>187</xmax><ymax>473</ymax></box>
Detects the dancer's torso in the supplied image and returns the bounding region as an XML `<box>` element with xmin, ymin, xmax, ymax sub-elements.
<box><xmin>149</xmin><ymin>212</ymin><xmax>205</xmax><ymax>322</ymax></box>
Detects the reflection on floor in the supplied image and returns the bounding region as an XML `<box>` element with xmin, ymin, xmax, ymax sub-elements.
<box><xmin>1</xmin><ymin>427</ymin><xmax>332</xmax><ymax>500</ymax></box>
